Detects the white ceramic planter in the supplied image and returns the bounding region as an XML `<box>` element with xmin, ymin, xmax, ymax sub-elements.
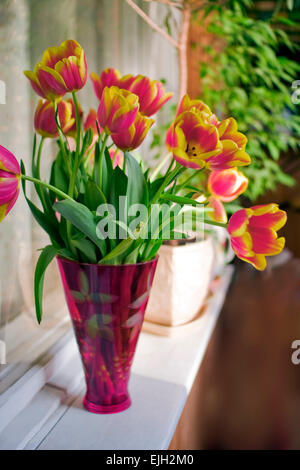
<box><xmin>145</xmin><ymin>237</ymin><xmax>215</xmax><ymax>326</ymax></box>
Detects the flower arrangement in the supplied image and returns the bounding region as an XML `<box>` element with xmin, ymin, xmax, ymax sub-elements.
<box><xmin>0</xmin><ymin>39</ymin><xmax>287</xmax><ymax>324</ymax></box>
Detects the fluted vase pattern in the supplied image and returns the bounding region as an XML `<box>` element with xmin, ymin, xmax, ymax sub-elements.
<box><xmin>57</xmin><ymin>257</ymin><xmax>158</xmax><ymax>414</ymax></box>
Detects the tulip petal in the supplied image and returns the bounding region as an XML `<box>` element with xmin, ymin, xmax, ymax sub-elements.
<box><xmin>5</xmin><ymin>187</ymin><xmax>20</xmax><ymax>215</ymax></box>
<box><xmin>248</xmin><ymin>226</ymin><xmax>285</xmax><ymax>255</ymax></box>
<box><xmin>238</xmin><ymin>253</ymin><xmax>267</xmax><ymax>271</ymax></box>
<box><xmin>207</xmin><ymin>140</ymin><xmax>251</xmax><ymax>170</ymax></box>
<box><xmin>250</xmin><ymin>203</ymin><xmax>279</xmax><ymax>216</ymax></box>
<box><xmin>0</xmin><ymin>145</ymin><xmax>20</xmax><ymax>174</ymax></box>
<box><xmin>228</xmin><ymin>209</ymin><xmax>249</xmax><ymax>237</ymax></box>
<box><xmin>24</xmin><ymin>70</ymin><xmax>46</xmax><ymax>98</ymax></box>
<box><xmin>249</xmin><ymin>210</ymin><xmax>287</xmax><ymax>232</ymax></box>
<box><xmin>0</xmin><ymin>173</ymin><xmax>19</xmax><ymax>204</ymax></box>
<box><xmin>177</xmin><ymin>94</ymin><xmax>212</xmax><ymax>117</ymax></box>
<box><xmin>230</xmin><ymin>233</ymin><xmax>253</xmax><ymax>257</ymax></box>
<box><xmin>0</xmin><ymin>203</ymin><xmax>8</xmax><ymax>222</ymax></box>
<box><xmin>36</xmin><ymin>65</ymin><xmax>67</xmax><ymax>98</ymax></box>
<box><xmin>55</xmin><ymin>57</ymin><xmax>85</xmax><ymax>92</ymax></box>
<box><xmin>207</xmin><ymin>196</ymin><xmax>227</xmax><ymax>223</ymax></box>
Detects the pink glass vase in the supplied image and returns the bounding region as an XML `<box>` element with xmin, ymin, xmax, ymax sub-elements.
<box><xmin>57</xmin><ymin>257</ymin><xmax>158</xmax><ymax>414</ymax></box>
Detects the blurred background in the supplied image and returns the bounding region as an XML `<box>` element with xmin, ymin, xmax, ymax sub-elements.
<box><xmin>0</xmin><ymin>0</ymin><xmax>300</xmax><ymax>449</ymax></box>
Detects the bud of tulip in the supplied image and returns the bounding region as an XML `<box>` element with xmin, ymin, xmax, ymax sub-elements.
<box><xmin>208</xmin><ymin>168</ymin><xmax>248</xmax><ymax>202</ymax></box>
<box><xmin>34</xmin><ymin>99</ymin><xmax>75</xmax><ymax>138</ymax></box>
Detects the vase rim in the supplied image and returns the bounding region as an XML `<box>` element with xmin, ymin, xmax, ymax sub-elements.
<box><xmin>56</xmin><ymin>255</ymin><xmax>159</xmax><ymax>268</ymax></box>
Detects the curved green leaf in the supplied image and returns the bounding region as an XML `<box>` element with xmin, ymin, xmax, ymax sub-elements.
<box><xmin>34</xmin><ymin>245</ymin><xmax>57</xmax><ymax>324</ymax></box>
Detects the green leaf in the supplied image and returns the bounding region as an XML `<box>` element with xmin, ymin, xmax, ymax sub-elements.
<box><xmin>54</xmin><ymin>199</ymin><xmax>106</xmax><ymax>256</ymax></box>
<box><xmin>125</xmin><ymin>151</ymin><xmax>149</xmax><ymax>210</ymax></box>
<box><xmin>34</xmin><ymin>245</ymin><xmax>57</xmax><ymax>323</ymax></box>
<box><xmin>110</xmin><ymin>166</ymin><xmax>128</xmax><ymax>214</ymax></box>
<box><xmin>84</xmin><ymin>179</ymin><xmax>107</xmax><ymax>211</ymax></box>
<box><xmin>159</xmin><ymin>193</ymin><xmax>202</xmax><ymax>207</ymax></box>
<box><xmin>72</xmin><ymin>238</ymin><xmax>97</xmax><ymax>263</ymax></box>
<box><xmin>20</xmin><ymin>161</ymin><xmax>62</xmax><ymax>246</ymax></box>
<box><xmin>101</xmin><ymin>146</ymin><xmax>113</xmax><ymax>198</ymax></box>
<box><xmin>99</xmin><ymin>237</ymin><xmax>135</xmax><ymax>264</ymax></box>
<box><xmin>54</xmin><ymin>159</ymin><xmax>69</xmax><ymax>195</ymax></box>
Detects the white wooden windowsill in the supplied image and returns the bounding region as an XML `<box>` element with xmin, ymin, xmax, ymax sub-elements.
<box><xmin>0</xmin><ymin>266</ymin><xmax>233</xmax><ymax>450</ymax></box>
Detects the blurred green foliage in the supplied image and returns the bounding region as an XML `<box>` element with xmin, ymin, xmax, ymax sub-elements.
<box><xmin>199</xmin><ymin>0</ymin><xmax>300</xmax><ymax>199</ymax></box>
<box><xmin>151</xmin><ymin>0</ymin><xmax>300</xmax><ymax>201</ymax></box>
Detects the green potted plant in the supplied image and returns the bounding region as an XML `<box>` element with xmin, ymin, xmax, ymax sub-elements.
<box><xmin>0</xmin><ymin>39</ymin><xmax>287</xmax><ymax>413</ymax></box>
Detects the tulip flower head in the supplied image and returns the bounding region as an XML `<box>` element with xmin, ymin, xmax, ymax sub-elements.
<box><xmin>208</xmin><ymin>168</ymin><xmax>248</xmax><ymax>202</ymax></box>
<box><xmin>24</xmin><ymin>39</ymin><xmax>87</xmax><ymax>100</ymax></box>
<box><xmin>90</xmin><ymin>68</ymin><xmax>121</xmax><ymax>101</ymax></box>
<box><xmin>0</xmin><ymin>145</ymin><xmax>20</xmax><ymax>222</ymax></box>
<box><xmin>98</xmin><ymin>86</ymin><xmax>139</xmax><ymax>135</ymax></box>
<box><xmin>166</xmin><ymin>110</ymin><xmax>222</xmax><ymax>169</ymax></box>
<box><xmin>34</xmin><ymin>99</ymin><xmax>75</xmax><ymax>138</ymax></box>
<box><xmin>228</xmin><ymin>204</ymin><xmax>287</xmax><ymax>270</ymax></box>
<box><xmin>167</xmin><ymin>96</ymin><xmax>251</xmax><ymax>171</ymax></box>
<box><xmin>112</xmin><ymin>112</ymin><xmax>154</xmax><ymax>151</ymax></box>
<box><xmin>127</xmin><ymin>75</ymin><xmax>173</xmax><ymax>117</ymax></box>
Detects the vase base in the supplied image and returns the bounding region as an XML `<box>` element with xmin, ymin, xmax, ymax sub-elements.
<box><xmin>83</xmin><ymin>396</ymin><xmax>131</xmax><ymax>414</ymax></box>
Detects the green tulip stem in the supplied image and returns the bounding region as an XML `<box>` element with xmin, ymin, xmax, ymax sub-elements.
<box><xmin>98</xmin><ymin>133</ymin><xmax>109</xmax><ymax>188</ymax></box>
<box><xmin>53</xmin><ymin>101</ymin><xmax>71</xmax><ymax>176</ymax></box>
<box><xmin>21</xmin><ymin>174</ymin><xmax>74</xmax><ymax>202</ymax></box>
<box><xmin>203</xmin><ymin>218</ymin><xmax>228</xmax><ymax>229</ymax></box>
<box><xmin>72</xmin><ymin>92</ymin><xmax>81</xmax><ymax>154</ymax></box>
<box><xmin>34</xmin><ymin>137</ymin><xmax>48</xmax><ymax>211</ymax></box>
<box><xmin>36</xmin><ymin>136</ymin><xmax>45</xmax><ymax>180</ymax></box>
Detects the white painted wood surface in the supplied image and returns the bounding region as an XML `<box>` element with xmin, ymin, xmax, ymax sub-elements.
<box><xmin>0</xmin><ymin>267</ymin><xmax>233</xmax><ymax>450</ymax></box>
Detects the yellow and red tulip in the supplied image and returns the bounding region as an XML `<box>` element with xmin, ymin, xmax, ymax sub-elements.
<box><xmin>0</xmin><ymin>145</ymin><xmax>20</xmax><ymax>222</ymax></box>
<box><xmin>90</xmin><ymin>68</ymin><xmax>121</xmax><ymax>101</ymax></box>
<box><xmin>228</xmin><ymin>204</ymin><xmax>287</xmax><ymax>270</ymax></box>
<box><xmin>34</xmin><ymin>99</ymin><xmax>75</xmax><ymax>138</ymax></box>
<box><xmin>166</xmin><ymin>93</ymin><xmax>251</xmax><ymax>171</ymax></box>
<box><xmin>126</xmin><ymin>75</ymin><xmax>173</xmax><ymax>117</ymax></box>
<box><xmin>166</xmin><ymin>110</ymin><xmax>222</xmax><ymax>169</ymax></box>
<box><xmin>207</xmin><ymin>196</ymin><xmax>227</xmax><ymax>224</ymax></box>
<box><xmin>208</xmin><ymin>168</ymin><xmax>248</xmax><ymax>202</ymax></box>
<box><xmin>111</xmin><ymin>112</ymin><xmax>154</xmax><ymax>151</ymax></box>
<box><xmin>24</xmin><ymin>39</ymin><xmax>87</xmax><ymax>100</ymax></box>
<box><xmin>97</xmin><ymin>86</ymin><xmax>139</xmax><ymax>135</ymax></box>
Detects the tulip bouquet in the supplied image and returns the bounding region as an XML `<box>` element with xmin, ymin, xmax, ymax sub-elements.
<box><xmin>0</xmin><ymin>39</ymin><xmax>287</xmax><ymax>326</ymax></box>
